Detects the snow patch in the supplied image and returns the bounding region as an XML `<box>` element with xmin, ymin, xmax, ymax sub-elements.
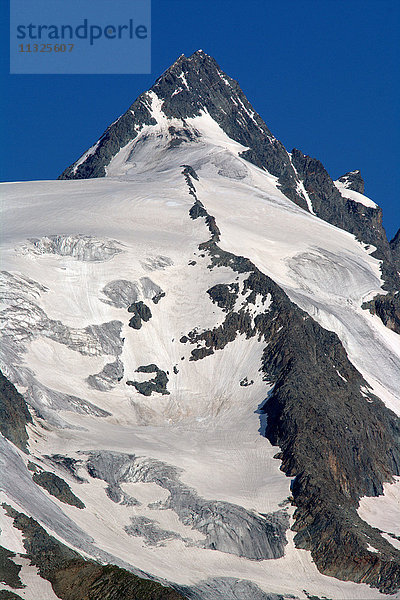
<box><xmin>358</xmin><ymin>477</ymin><xmax>400</xmax><ymax>538</ymax></box>
<box><xmin>334</xmin><ymin>180</ymin><xmax>377</xmax><ymax>209</ymax></box>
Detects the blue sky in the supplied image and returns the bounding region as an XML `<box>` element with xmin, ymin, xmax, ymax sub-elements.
<box><xmin>1</xmin><ymin>0</ymin><xmax>399</xmax><ymax>238</ymax></box>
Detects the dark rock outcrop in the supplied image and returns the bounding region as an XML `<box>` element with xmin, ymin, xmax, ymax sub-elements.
<box><xmin>127</xmin><ymin>364</ymin><xmax>170</xmax><ymax>396</ymax></box>
<box><xmin>152</xmin><ymin>54</ymin><xmax>306</xmax><ymax>210</ymax></box>
<box><xmin>291</xmin><ymin>149</ymin><xmax>399</xmax><ymax>290</ymax></box>
<box><xmin>0</xmin><ymin>545</ymin><xmax>23</xmax><ymax>590</ymax></box>
<box><xmin>32</xmin><ymin>470</ymin><xmax>85</xmax><ymax>509</ymax></box>
<box><xmin>152</xmin><ymin>291</ymin><xmax>166</xmax><ymax>304</ymax></box>
<box><xmin>391</xmin><ymin>228</ymin><xmax>400</xmax><ymax>270</ymax></box>
<box><xmin>337</xmin><ymin>170</ymin><xmax>365</xmax><ymax>193</ymax></box>
<box><xmin>59</xmin><ymin>104</ymin><xmax>157</xmax><ymax>181</ymax></box>
<box><xmin>363</xmin><ymin>291</ymin><xmax>400</xmax><ymax>334</ymax></box>
<box><xmin>0</xmin><ymin>591</ymin><xmax>24</xmax><ymax>600</ymax></box>
<box><xmin>363</xmin><ymin>228</ymin><xmax>400</xmax><ymax>327</ymax></box>
<box><xmin>2</xmin><ymin>505</ymin><xmax>186</xmax><ymax>600</ymax></box>
<box><xmin>128</xmin><ymin>301</ymin><xmax>152</xmax><ymax>330</ymax></box>
<box><xmin>188</xmin><ymin>191</ymin><xmax>400</xmax><ymax>593</ymax></box>
<box><xmin>0</xmin><ymin>370</ymin><xmax>32</xmax><ymax>453</ymax></box>
<box><xmin>207</xmin><ymin>283</ymin><xmax>239</xmax><ymax>313</ymax></box>
<box><xmin>58</xmin><ymin>52</ymin><xmax>303</xmax><ymax>212</ymax></box>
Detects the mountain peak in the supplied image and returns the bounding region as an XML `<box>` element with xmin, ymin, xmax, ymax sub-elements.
<box><xmin>152</xmin><ymin>50</ymin><xmax>234</xmax><ymax>112</ymax></box>
<box><xmin>57</xmin><ymin>53</ymin><xmax>398</xmax><ymax>291</ymax></box>
<box><xmin>59</xmin><ymin>51</ymin><xmax>282</xmax><ymax>182</ymax></box>
<box><xmin>188</xmin><ymin>48</ymin><xmax>213</xmax><ymax>60</ymax></box>
<box><xmin>156</xmin><ymin>50</ymin><xmax>221</xmax><ymax>84</ymax></box>
<box><xmin>187</xmin><ymin>48</ymin><xmax>218</xmax><ymax>65</ymax></box>
<box><xmin>337</xmin><ymin>169</ymin><xmax>364</xmax><ymax>194</ymax></box>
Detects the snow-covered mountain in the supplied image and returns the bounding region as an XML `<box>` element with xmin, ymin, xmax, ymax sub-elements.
<box><xmin>1</xmin><ymin>50</ymin><xmax>400</xmax><ymax>600</ymax></box>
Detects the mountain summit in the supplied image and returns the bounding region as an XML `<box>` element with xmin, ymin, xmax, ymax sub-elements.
<box><xmin>60</xmin><ymin>51</ymin><xmax>399</xmax><ymax>291</ymax></box>
<box><xmin>60</xmin><ymin>50</ymin><xmax>289</xmax><ymax>184</ymax></box>
<box><xmin>1</xmin><ymin>52</ymin><xmax>400</xmax><ymax>600</ymax></box>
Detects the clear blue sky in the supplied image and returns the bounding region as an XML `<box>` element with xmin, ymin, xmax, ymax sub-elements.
<box><xmin>1</xmin><ymin>0</ymin><xmax>399</xmax><ymax>238</ymax></box>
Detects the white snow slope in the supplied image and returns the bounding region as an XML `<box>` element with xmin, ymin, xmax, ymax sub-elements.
<box><xmin>1</xmin><ymin>103</ymin><xmax>400</xmax><ymax>600</ymax></box>
<box><xmin>334</xmin><ymin>176</ymin><xmax>378</xmax><ymax>209</ymax></box>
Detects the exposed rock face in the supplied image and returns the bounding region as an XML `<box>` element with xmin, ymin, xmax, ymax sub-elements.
<box><xmin>151</xmin><ymin>55</ymin><xmax>306</xmax><ymax>209</ymax></box>
<box><xmin>186</xmin><ymin>169</ymin><xmax>400</xmax><ymax>593</ymax></box>
<box><xmin>291</xmin><ymin>149</ymin><xmax>399</xmax><ymax>290</ymax></box>
<box><xmin>0</xmin><ymin>370</ymin><xmax>32</xmax><ymax>452</ymax></box>
<box><xmin>32</xmin><ymin>470</ymin><xmax>85</xmax><ymax>509</ymax></box>
<box><xmin>59</xmin><ymin>52</ymin><xmax>300</xmax><ymax>214</ymax></box>
<box><xmin>239</xmin><ymin>377</ymin><xmax>253</xmax><ymax>387</ymax></box>
<box><xmin>391</xmin><ymin>228</ymin><xmax>400</xmax><ymax>270</ymax></box>
<box><xmin>363</xmin><ymin>228</ymin><xmax>400</xmax><ymax>328</ymax></box>
<box><xmin>152</xmin><ymin>291</ymin><xmax>165</xmax><ymax>304</ymax></box>
<box><xmin>337</xmin><ymin>170</ymin><xmax>365</xmax><ymax>193</ymax></box>
<box><xmin>128</xmin><ymin>301</ymin><xmax>152</xmax><ymax>330</ymax></box>
<box><xmin>0</xmin><ymin>545</ymin><xmax>23</xmax><ymax>589</ymax></box>
<box><xmin>126</xmin><ymin>364</ymin><xmax>169</xmax><ymax>396</ymax></box>
<box><xmin>207</xmin><ymin>283</ymin><xmax>239</xmax><ymax>313</ymax></box>
<box><xmin>2</xmin><ymin>505</ymin><xmax>185</xmax><ymax>600</ymax></box>
<box><xmin>59</xmin><ymin>102</ymin><xmax>157</xmax><ymax>181</ymax></box>
<box><xmin>363</xmin><ymin>291</ymin><xmax>400</xmax><ymax>334</ymax></box>
<box><xmin>0</xmin><ymin>591</ymin><xmax>24</xmax><ymax>599</ymax></box>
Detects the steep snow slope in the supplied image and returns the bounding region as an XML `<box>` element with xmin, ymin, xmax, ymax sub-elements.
<box><xmin>334</xmin><ymin>178</ymin><xmax>378</xmax><ymax>209</ymax></box>
<box><xmin>90</xmin><ymin>105</ymin><xmax>400</xmax><ymax>415</ymax></box>
<box><xmin>1</xmin><ymin>106</ymin><xmax>400</xmax><ymax>599</ymax></box>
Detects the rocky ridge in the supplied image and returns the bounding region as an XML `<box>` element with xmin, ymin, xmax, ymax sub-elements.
<box><xmin>182</xmin><ymin>166</ymin><xmax>400</xmax><ymax>593</ymax></box>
